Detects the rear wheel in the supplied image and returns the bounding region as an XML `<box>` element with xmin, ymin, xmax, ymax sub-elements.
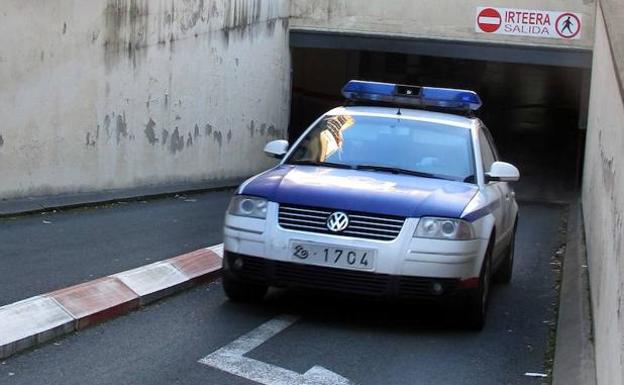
<box><xmin>465</xmin><ymin>239</ymin><xmax>493</xmax><ymax>331</ymax></box>
<box><xmin>494</xmin><ymin>220</ymin><xmax>517</xmax><ymax>284</ymax></box>
<box><xmin>222</xmin><ymin>275</ymin><xmax>268</xmax><ymax>303</ymax></box>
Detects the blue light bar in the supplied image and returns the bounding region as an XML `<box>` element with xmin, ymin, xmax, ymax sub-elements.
<box><xmin>342</xmin><ymin>80</ymin><xmax>482</xmax><ymax>111</ymax></box>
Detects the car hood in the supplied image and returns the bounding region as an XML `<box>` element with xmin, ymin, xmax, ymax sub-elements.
<box><xmin>240</xmin><ymin>165</ymin><xmax>478</xmax><ymax>218</ymax></box>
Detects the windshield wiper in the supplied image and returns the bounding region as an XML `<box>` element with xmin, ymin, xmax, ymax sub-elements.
<box><xmin>355</xmin><ymin>164</ymin><xmax>445</xmax><ymax>180</ymax></box>
<box><xmin>288</xmin><ymin>160</ymin><xmax>353</xmax><ymax>169</ymax></box>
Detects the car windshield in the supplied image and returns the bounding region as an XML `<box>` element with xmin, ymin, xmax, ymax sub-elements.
<box><xmin>285</xmin><ymin>114</ymin><xmax>475</xmax><ymax>182</ymax></box>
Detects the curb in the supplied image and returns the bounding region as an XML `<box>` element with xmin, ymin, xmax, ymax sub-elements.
<box><xmin>0</xmin><ymin>179</ymin><xmax>245</xmax><ymax>219</ymax></box>
<box><xmin>0</xmin><ymin>244</ymin><xmax>223</xmax><ymax>360</ymax></box>
<box><xmin>552</xmin><ymin>202</ymin><xmax>597</xmax><ymax>385</ymax></box>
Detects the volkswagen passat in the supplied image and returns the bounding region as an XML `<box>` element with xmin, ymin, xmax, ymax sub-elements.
<box><xmin>222</xmin><ymin>81</ymin><xmax>520</xmax><ymax>329</ymax></box>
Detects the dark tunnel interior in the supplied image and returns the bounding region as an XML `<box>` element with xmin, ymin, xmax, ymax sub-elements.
<box><xmin>290</xmin><ymin>48</ymin><xmax>588</xmax><ymax>202</ymax></box>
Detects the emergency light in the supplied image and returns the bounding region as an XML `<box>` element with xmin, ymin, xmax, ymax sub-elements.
<box><xmin>341</xmin><ymin>80</ymin><xmax>483</xmax><ymax>111</ymax></box>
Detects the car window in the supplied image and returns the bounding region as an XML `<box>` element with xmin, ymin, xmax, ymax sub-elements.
<box><xmin>285</xmin><ymin>114</ymin><xmax>476</xmax><ymax>182</ymax></box>
<box><xmin>479</xmin><ymin>129</ymin><xmax>496</xmax><ymax>172</ymax></box>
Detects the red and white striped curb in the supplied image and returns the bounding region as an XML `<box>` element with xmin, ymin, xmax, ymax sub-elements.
<box><xmin>0</xmin><ymin>244</ymin><xmax>223</xmax><ymax>359</ymax></box>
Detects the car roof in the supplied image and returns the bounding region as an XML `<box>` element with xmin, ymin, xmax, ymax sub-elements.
<box><xmin>325</xmin><ymin>106</ymin><xmax>477</xmax><ymax>129</ymax></box>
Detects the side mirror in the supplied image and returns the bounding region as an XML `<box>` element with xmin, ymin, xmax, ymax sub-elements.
<box><xmin>264</xmin><ymin>140</ymin><xmax>289</xmax><ymax>159</ymax></box>
<box><xmin>486</xmin><ymin>161</ymin><xmax>520</xmax><ymax>182</ymax></box>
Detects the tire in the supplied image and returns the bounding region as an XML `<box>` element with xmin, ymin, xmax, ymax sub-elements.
<box><xmin>222</xmin><ymin>275</ymin><xmax>268</xmax><ymax>303</ymax></box>
<box><xmin>494</xmin><ymin>220</ymin><xmax>517</xmax><ymax>284</ymax></box>
<box><xmin>465</xmin><ymin>239</ymin><xmax>493</xmax><ymax>331</ymax></box>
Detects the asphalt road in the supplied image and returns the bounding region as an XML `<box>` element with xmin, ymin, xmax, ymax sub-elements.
<box><xmin>0</xmin><ymin>190</ymin><xmax>233</xmax><ymax>306</ymax></box>
<box><xmin>0</xmin><ymin>203</ymin><xmax>565</xmax><ymax>385</ymax></box>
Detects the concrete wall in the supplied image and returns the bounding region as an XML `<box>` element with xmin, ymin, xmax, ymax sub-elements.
<box><xmin>582</xmin><ymin>2</ymin><xmax>624</xmax><ymax>384</ymax></box>
<box><xmin>0</xmin><ymin>0</ymin><xmax>599</xmax><ymax>200</ymax></box>
<box><xmin>290</xmin><ymin>0</ymin><xmax>596</xmax><ymax>50</ymax></box>
<box><xmin>0</xmin><ymin>0</ymin><xmax>291</xmax><ymax>199</ymax></box>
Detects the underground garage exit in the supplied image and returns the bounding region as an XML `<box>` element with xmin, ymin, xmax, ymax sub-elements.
<box><xmin>289</xmin><ymin>35</ymin><xmax>591</xmax><ymax>203</ymax></box>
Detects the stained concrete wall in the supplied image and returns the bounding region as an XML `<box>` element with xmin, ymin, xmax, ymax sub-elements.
<box><xmin>290</xmin><ymin>0</ymin><xmax>596</xmax><ymax>50</ymax></box>
<box><xmin>582</xmin><ymin>2</ymin><xmax>624</xmax><ymax>384</ymax></box>
<box><xmin>0</xmin><ymin>0</ymin><xmax>600</xmax><ymax>200</ymax></box>
<box><xmin>0</xmin><ymin>0</ymin><xmax>290</xmax><ymax>199</ymax></box>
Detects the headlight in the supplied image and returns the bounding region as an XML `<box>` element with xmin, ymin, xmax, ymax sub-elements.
<box><xmin>414</xmin><ymin>217</ymin><xmax>474</xmax><ymax>240</ymax></box>
<box><xmin>227</xmin><ymin>196</ymin><xmax>268</xmax><ymax>219</ymax></box>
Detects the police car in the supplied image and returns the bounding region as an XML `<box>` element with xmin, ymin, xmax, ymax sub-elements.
<box><xmin>222</xmin><ymin>80</ymin><xmax>519</xmax><ymax>329</ymax></box>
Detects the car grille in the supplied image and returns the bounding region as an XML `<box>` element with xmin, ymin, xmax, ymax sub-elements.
<box><xmin>229</xmin><ymin>253</ymin><xmax>459</xmax><ymax>300</ymax></box>
<box><xmin>278</xmin><ymin>204</ymin><xmax>405</xmax><ymax>241</ymax></box>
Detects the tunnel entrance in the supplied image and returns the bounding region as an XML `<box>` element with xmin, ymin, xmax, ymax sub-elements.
<box><xmin>289</xmin><ymin>47</ymin><xmax>589</xmax><ymax>202</ymax></box>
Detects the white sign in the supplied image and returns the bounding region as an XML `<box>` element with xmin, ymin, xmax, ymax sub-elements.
<box><xmin>199</xmin><ymin>315</ymin><xmax>354</xmax><ymax>385</ymax></box>
<box><xmin>476</xmin><ymin>7</ymin><xmax>582</xmax><ymax>39</ymax></box>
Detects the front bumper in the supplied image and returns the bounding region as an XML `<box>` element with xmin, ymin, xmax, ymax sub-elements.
<box><xmin>224</xmin><ymin>251</ymin><xmax>474</xmax><ymax>303</ymax></box>
<box><xmin>224</xmin><ymin>202</ymin><xmax>490</xmax><ymax>280</ymax></box>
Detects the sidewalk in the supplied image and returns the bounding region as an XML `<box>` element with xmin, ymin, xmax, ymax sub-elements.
<box><xmin>0</xmin><ymin>189</ymin><xmax>232</xmax><ymax>306</ymax></box>
<box><xmin>0</xmin><ymin>179</ymin><xmax>243</xmax><ymax>218</ymax></box>
<box><xmin>553</xmin><ymin>202</ymin><xmax>597</xmax><ymax>385</ymax></box>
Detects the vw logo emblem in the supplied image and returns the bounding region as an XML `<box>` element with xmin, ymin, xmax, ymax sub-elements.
<box><xmin>326</xmin><ymin>211</ymin><xmax>349</xmax><ymax>232</ymax></box>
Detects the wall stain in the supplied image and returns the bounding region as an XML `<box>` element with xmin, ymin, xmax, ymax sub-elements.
<box><xmin>179</xmin><ymin>0</ymin><xmax>206</xmax><ymax>33</ymax></box>
<box><xmin>86</xmin><ymin>124</ymin><xmax>101</xmax><ymax>147</ymax></box>
<box><xmin>210</xmin><ymin>1</ymin><xmax>219</xmax><ymax>18</ymax></box>
<box><xmin>221</xmin><ymin>0</ymin><xmax>285</xmax><ymax>45</ymax></box>
<box><xmin>267</xmin><ymin>124</ymin><xmax>283</xmax><ymax>137</ymax></box>
<box><xmin>103</xmin><ymin>0</ymin><xmax>149</xmax><ymax>71</ymax></box>
<box><xmin>166</xmin><ymin>1</ymin><xmax>175</xmax><ymax>25</ymax></box>
<box><xmin>186</xmin><ymin>132</ymin><xmax>194</xmax><ymax>147</ymax></box>
<box><xmin>248</xmin><ymin>120</ymin><xmax>255</xmax><ymax>137</ymax></box>
<box><xmin>170</xmin><ymin>127</ymin><xmax>184</xmax><ymax>153</ymax></box>
<box><xmin>213</xmin><ymin>130</ymin><xmax>223</xmax><ymax>147</ymax></box>
<box><xmin>248</xmin><ymin>122</ymin><xmax>283</xmax><ymax>138</ymax></box>
<box><xmin>103</xmin><ymin>114</ymin><xmax>112</xmax><ymax>142</ymax></box>
<box><xmin>597</xmin><ymin>130</ymin><xmax>623</xmax><ymax>273</ymax></box>
<box><xmin>598</xmin><ymin>131</ymin><xmax>616</xmax><ymax>196</ymax></box>
<box><xmin>145</xmin><ymin>118</ymin><xmax>158</xmax><ymax>144</ymax></box>
<box><xmin>102</xmin><ymin>0</ymin><xmax>284</xmax><ymax>70</ymax></box>
<box><xmin>116</xmin><ymin>113</ymin><xmax>128</xmax><ymax>143</ymax></box>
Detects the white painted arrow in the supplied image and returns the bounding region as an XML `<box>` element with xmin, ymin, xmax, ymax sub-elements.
<box><xmin>198</xmin><ymin>314</ymin><xmax>354</xmax><ymax>385</ymax></box>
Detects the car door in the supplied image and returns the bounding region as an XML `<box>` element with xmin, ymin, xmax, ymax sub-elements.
<box><xmin>478</xmin><ymin>127</ymin><xmax>508</xmax><ymax>260</ymax></box>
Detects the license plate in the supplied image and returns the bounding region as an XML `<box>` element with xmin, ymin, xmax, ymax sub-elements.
<box><xmin>290</xmin><ymin>242</ymin><xmax>375</xmax><ymax>271</ymax></box>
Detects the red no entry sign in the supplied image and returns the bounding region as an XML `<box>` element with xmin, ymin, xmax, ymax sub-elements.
<box><xmin>477</xmin><ymin>8</ymin><xmax>502</xmax><ymax>33</ymax></box>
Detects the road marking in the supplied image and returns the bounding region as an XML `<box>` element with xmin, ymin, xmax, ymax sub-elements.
<box><xmin>198</xmin><ymin>314</ymin><xmax>354</xmax><ymax>385</ymax></box>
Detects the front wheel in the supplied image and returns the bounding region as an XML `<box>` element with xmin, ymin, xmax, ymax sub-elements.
<box><xmin>222</xmin><ymin>275</ymin><xmax>268</xmax><ymax>303</ymax></box>
<box><xmin>494</xmin><ymin>221</ymin><xmax>517</xmax><ymax>284</ymax></box>
<box><xmin>464</xmin><ymin>242</ymin><xmax>493</xmax><ymax>331</ymax></box>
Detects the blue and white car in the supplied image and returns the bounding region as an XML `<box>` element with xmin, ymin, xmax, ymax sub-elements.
<box><xmin>222</xmin><ymin>81</ymin><xmax>520</xmax><ymax>329</ymax></box>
